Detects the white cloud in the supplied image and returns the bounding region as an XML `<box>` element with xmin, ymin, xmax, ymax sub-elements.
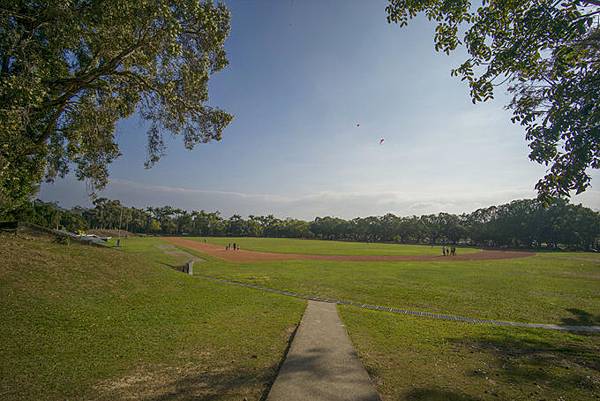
<box><xmin>39</xmin><ymin>176</ymin><xmax>599</xmax><ymax>220</ymax></box>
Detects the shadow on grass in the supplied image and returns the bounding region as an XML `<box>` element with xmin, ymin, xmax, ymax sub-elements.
<box><xmin>561</xmin><ymin>308</ymin><xmax>600</xmax><ymax>327</ymax></box>
<box><xmin>113</xmin><ymin>324</ymin><xmax>300</xmax><ymax>401</ymax></box>
<box><xmin>105</xmin><ymin>364</ymin><xmax>277</xmax><ymax>401</ymax></box>
<box><xmin>136</xmin><ymin>348</ymin><xmax>381</xmax><ymax>401</ymax></box>
<box><xmin>404</xmin><ymin>388</ymin><xmax>482</xmax><ymax>401</ymax></box>
<box><xmin>452</xmin><ymin>331</ymin><xmax>600</xmax><ymax>397</ymax></box>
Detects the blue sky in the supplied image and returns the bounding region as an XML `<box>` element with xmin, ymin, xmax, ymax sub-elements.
<box><xmin>40</xmin><ymin>0</ymin><xmax>599</xmax><ymax>219</ymax></box>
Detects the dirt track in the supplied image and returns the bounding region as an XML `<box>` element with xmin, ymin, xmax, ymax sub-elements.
<box><xmin>163</xmin><ymin>237</ymin><xmax>534</xmax><ymax>263</ymax></box>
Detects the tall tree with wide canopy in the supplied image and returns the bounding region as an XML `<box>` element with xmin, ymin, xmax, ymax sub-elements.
<box><xmin>0</xmin><ymin>0</ymin><xmax>232</xmax><ymax>214</ymax></box>
<box><xmin>386</xmin><ymin>0</ymin><xmax>599</xmax><ymax>200</ymax></box>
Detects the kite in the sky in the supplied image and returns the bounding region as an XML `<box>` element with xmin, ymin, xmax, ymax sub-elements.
<box><xmin>379</xmin><ymin>137</ymin><xmax>385</xmax><ymax>145</ymax></box>
<box><xmin>356</xmin><ymin>123</ymin><xmax>360</xmax><ymax>127</ymax></box>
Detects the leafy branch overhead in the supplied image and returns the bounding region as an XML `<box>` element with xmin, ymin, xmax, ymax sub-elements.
<box><xmin>386</xmin><ymin>0</ymin><xmax>600</xmax><ymax>200</ymax></box>
<box><xmin>0</xmin><ymin>0</ymin><xmax>233</xmax><ymax>213</ymax></box>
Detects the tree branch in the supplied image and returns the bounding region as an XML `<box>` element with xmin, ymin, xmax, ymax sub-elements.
<box><xmin>35</xmin><ymin>101</ymin><xmax>68</xmax><ymax>147</ymax></box>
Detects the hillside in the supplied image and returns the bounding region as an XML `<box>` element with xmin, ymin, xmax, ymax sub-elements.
<box><xmin>0</xmin><ymin>233</ymin><xmax>304</xmax><ymax>401</ymax></box>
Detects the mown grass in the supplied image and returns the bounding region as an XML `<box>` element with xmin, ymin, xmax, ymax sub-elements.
<box><xmin>340</xmin><ymin>306</ymin><xmax>600</xmax><ymax>401</ymax></box>
<box><xmin>0</xmin><ymin>233</ymin><xmax>305</xmax><ymax>401</ymax></box>
<box><xmin>186</xmin><ymin>247</ymin><xmax>600</xmax><ymax>325</ymax></box>
<box><xmin>192</xmin><ymin>236</ymin><xmax>480</xmax><ymax>256</ymax></box>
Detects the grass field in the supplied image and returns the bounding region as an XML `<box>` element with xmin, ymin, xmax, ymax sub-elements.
<box><xmin>192</xmin><ymin>251</ymin><xmax>600</xmax><ymax>325</ymax></box>
<box><xmin>165</xmin><ymin>236</ymin><xmax>600</xmax><ymax>400</ymax></box>
<box><xmin>0</xmin><ymin>234</ymin><xmax>305</xmax><ymax>401</ymax></box>
<box><xmin>340</xmin><ymin>307</ymin><xmax>600</xmax><ymax>401</ymax></box>
<box><xmin>192</xmin><ymin>236</ymin><xmax>481</xmax><ymax>256</ymax></box>
<box><xmin>4</xmin><ymin>235</ymin><xmax>598</xmax><ymax>401</ymax></box>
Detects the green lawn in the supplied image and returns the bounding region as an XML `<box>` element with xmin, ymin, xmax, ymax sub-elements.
<box><xmin>5</xmin><ymin>234</ymin><xmax>597</xmax><ymax>401</ymax></box>
<box><xmin>340</xmin><ymin>306</ymin><xmax>600</xmax><ymax>400</ymax></box>
<box><xmin>0</xmin><ymin>234</ymin><xmax>305</xmax><ymax>401</ymax></box>
<box><xmin>187</xmin><ymin>247</ymin><xmax>600</xmax><ymax>325</ymax></box>
<box><xmin>191</xmin><ymin>236</ymin><xmax>480</xmax><ymax>256</ymax></box>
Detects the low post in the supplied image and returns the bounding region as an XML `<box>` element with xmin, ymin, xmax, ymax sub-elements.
<box><xmin>185</xmin><ymin>259</ymin><xmax>194</xmax><ymax>275</ymax></box>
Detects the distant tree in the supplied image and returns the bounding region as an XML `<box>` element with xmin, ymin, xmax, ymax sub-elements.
<box><xmin>226</xmin><ymin>214</ymin><xmax>246</xmax><ymax>236</ymax></box>
<box><xmin>401</xmin><ymin>216</ymin><xmax>426</xmax><ymax>243</ymax></box>
<box><xmin>128</xmin><ymin>207</ymin><xmax>149</xmax><ymax>233</ymax></box>
<box><xmin>420</xmin><ymin>214</ymin><xmax>443</xmax><ymax>244</ymax></box>
<box><xmin>439</xmin><ymin>213</ymin><xmax>466</xmax><ymax>244</ymax></box>
<box><xmin>379</xmin><ymin>213</ymin><xmax>400</xmax><ymax>242</ymax></box>
<box><xmin>0</xmin><ymin>0</ymin><xmax>232</xmax><ymax>213</ymax></box>
<box><xmin>279</xmin><ymin>218</ymin><xmax>312</xmax><ymax>238</ymax></box>
<box><xmin>258</xmin><ymin>214</ymin><xmax>282</xmax><ymax>237</ymax></box>
<box><xmin>60</xmin><ymin>211</ymin><xmax>87</xmax><ymax>232</ymax></box>
<box><xmin>13</xmin><ymin>196</ymin><xmax>596</xmax><ymax>250</ymax></box>
<box><xmin>148</xmin><ymin>206</ymin><xmax>178</xmax><ymax>234</ymax></box>
<box><xmin>196</xmin><ymin>210</ymin><xmax>225</xmax><ymax>236</ymax></box>
<box><xmin>147</xmin><ymin>219</ymin><xmax>161</xmax><ymax>234</ymax></box>
<box><xmin>173</xmin><ymin>209</ymin><xmax>192</xmax><ymax>234</ymax></box>
<box><xmin>191</xmin><ymin>210</ymin><xmax>216</xmax><ymax>236</ymax></box>
<box><xmin>92</xmin><ymin>198</ymin><xmax>124</xmax><ymax>229</ymax></box>
<box><xmin>386</xmin><ymin>0</ymin><xmax>600</xmax><ymax>200</ymax></box>
<box><xmin>311</xmin><ymin>216</ymin><xmax>348</xmax><ymax>240</ymax></box>
<box><xmin>466</xmin><ymin>206</ymin><xmax>500</xmax><ymax>247</ymax></box>
<box><xmin>246</xmin><ymin>215</ymin><xmax>264</xmax><ymax>237</ymax></box>
<box><xmin>570</xmin><ymin>204</ymin><xmax>600</xmax><ymax>250</ymax></box>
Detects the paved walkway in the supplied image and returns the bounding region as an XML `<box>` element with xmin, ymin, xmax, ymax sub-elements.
<box><xmin>267</xmin><ymin>301</ymin><xmax>381</xmax><ymax>401</ymax></box>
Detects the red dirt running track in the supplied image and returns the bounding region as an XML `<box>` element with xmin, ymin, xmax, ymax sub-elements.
<box><xmin>163</xmin><ymin>237</ymin><xmax>534</xmax><ymax>262</ymax></box>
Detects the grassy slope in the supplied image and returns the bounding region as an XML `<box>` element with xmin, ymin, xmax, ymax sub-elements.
<box><xmin>0</xmin><ymin>234</ymin><xmax>305</xmax><ymax>401</ymax></box>
<box><xmin>194</xmin><ymin>251</ymin><xmax>600</xmax><ymax>325</ymax></box>
<box><xmin>192</xmin><ymin>236</ymin><xmax>480</xmax><ymax>256</ymax></box>
<box><xmin>340</xmin><ymin>306</ymin><xmax>600</xmax><ymax>401</ymax></box>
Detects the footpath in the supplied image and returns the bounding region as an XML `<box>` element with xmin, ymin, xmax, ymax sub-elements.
<box><xmin>267</xmin><ymin>301</ymin><xmax>381</xmax><ymax>401</ymax></box>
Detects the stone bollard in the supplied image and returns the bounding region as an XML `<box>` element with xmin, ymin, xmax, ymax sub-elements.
<box><xmin>184</xmin><ymin>259</ymin><xmax>194</xmax><ymax>275</ymax></box>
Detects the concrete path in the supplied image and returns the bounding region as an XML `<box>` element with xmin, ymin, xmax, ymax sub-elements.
<box><xmin>267</xmin><ymin>301</ymin><xmax>381</xmax><ymax>401</ymax></box>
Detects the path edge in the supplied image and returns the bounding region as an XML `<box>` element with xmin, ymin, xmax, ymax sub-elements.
<box><xmin>259</xmin><ymin>303</ymin><xmax>306</xmax><ymax>401</ymax></box>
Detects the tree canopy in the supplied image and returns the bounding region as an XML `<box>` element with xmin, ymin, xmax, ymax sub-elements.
<box><xmin>9</xmin><ymin>197</ymin><xmax>600</xmax><ymax>251</ymax></box>
<box><xmin>0</xmin><ymin>0</ymin><xmax>232</xmax><ymax>214</ymax></box>
<box><xmin>386</xmin><ymin>0</ymin><xmax>599</xmax><ymax>200</ymax></box>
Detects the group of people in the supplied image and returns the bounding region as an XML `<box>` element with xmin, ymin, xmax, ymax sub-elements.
<box><xmin>225</xmin><ymin>243</ymin><xmax>239</xmax><ymax>251</ymax></box>
<box><xmin>442</xmin><ymin>245</ymin><xmax>456</xmax><ymax>256</ymax></box>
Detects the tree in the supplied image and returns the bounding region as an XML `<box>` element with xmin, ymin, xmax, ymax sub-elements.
<box><xmin>148</xmin><ymin>218</ymin><xmax>161</xmax><ymax>234</ymax></box>
<box><xmin>173</xmin><ymin>209</ymin><xmax>192</xmax><ymax>234</ymax></box>
<box><xmin>60</xmin><ymin>211</ymin><xmax>87</xmax><ymax>233</ymax></box>
<box><xmin>226</xmin><ymin>214</ymin><xmax>246</xmax><ymax>236</ymax></box>
<box><xmin>386</xmin><ymin>0</ymin><xmax>599</xmax><ymax>200</ymax></box>
<box><xmin>246</xmin><ymin>215</ymin><xmax>264</xmax><ymax>237</ymax></box>
<box><xmin>8</xmin><ymin>195</ymin><xmax>598</xmax><ymax>250</ymax></box>
<box><xmin>0</xmin><ymin>0</ymin><xmax>233</xmax><ymax>213</ymax></box>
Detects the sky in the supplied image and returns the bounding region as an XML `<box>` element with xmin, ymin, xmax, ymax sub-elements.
<box><xmin>39</xmin><ymin>0</ymin><xmax>599</xmax><ymax>219</ymax></box>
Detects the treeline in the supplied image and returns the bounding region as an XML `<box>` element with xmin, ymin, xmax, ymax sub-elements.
<box><xmin>5</xmin><ymin>197</ymin><xmax>600</xmax><ymax>251</ymax></box>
